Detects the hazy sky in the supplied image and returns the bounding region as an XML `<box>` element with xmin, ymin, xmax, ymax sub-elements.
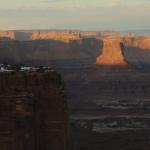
<box><xmin>0</xmin><ymin>0</ymin><xmax>150</xmax><ymax>30</ymax></box>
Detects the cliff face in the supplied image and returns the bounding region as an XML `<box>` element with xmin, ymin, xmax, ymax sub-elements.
<box><xmin>1</xmin><ymin>30</ymin><xmax>150</xmax><ymax>67</ymax></box>
<box><xmin>30</xmin><ymin>31</ymin><xmax>81</xmax><ymax>43</ymax></box>
<box><xmin>96</xmin><ymin>37</ymin><xmax>128</xmax><ymax>66</ymax></box>
<box><xmin>123</xmin><ymin>37</ymin><xmax>150</xmax><ymax>50</ymax></box>
<box><xmin>96</xmin><ymin>35</ymin><xmax>150</xmax><ymax>67</ymax></box>
<box><xmin>0</xmin><ymin>31</ymin><xmax>15</xmax><ymax>40</ymax></box>
<box><xmin>0</xmin><ymin>31</ymin><xmax>31</xmax><ymax>41</ymax></box>
<box><xmin>0</xmin><ymin>38</ymin><xmax>100</xmax><ymax>66</ymax></box>
<box><xmin>0</xmin><ymin>71</ymin><xmax>68</xmax><ymax>150</ymax></box>
<box><xmin>122</xmin><ymin>37</ymin><xmax>150</xmax><ymax>65</ymax></box>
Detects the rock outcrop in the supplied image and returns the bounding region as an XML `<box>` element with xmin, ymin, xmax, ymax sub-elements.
<box><xmin>0</xmin><ymin>31</ymin><xmax>15</xmax><ymax>40</ymax></box>
<box><xmin>123</xmin><ymin>36</ymin><xmax>150</xmax><ymax>50</ymax></box>
<box><xmin>0</xmin><ymin>38</ymin><xmax>100</xmax><ymax>66</ymax></box>
<box><xmin>122</xmin><ymin>36</ymin><xmax>150</xmax><ymax>66</ymax></box>
<box><xmin>31</xmin><ymin>31</ymin><xmax>81</xmax><ymax>43</ymax></box>
<box><xmin>0</xmin><ymin>71</ymin><xmax>68</xmax><ymax>150</ymax></box>
<box><xmin>96</xmin><ymin>37</ymin><xmax>128</xmax><ymax>66</ymax></box>
<box><xmin>1</xmin><ymin>30</ymin><xmax>150</xmax><ymax>67</ymax></box>
<box><xmin>0</xmin><ymin>30</ymin><xmax>81</xmax><ymax>42</ymax></box>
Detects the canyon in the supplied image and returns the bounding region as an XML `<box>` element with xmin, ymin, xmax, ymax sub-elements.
<box><xmin>0</xmin><ymin>30</ymin><xmax>150</xmax><ymax>66</ymax></box>
<box><xmin>67</xmin><ymin>67</ymin><xmax>150</xmax><ymax>150</ymax></box>
<box><xmin>1</xmin><ymin>30</ymin><xmax>150</xmax><ymax>150</ymax></box>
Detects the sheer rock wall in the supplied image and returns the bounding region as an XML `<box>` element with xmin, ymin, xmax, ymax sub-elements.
<box><xmin>0</xmin><ymin>71</ymin><xmax>68</xmax><ymax>150</ymax></box>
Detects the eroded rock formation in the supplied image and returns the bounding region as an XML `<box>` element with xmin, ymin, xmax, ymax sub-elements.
<box><xmin>123</xmin><ymin>36</ymin><xmax>150</xmax><ymax>50</ymax></box>
<box><xmin>0</xmin><ymin>38</ymin><xmax>100</xmax><ymax>66</ymax></box>
<box><xmin>31</xmin><ymin>31</ymin><xmax>81</xmax><ymax>43</ymax></box>
<box><xmin>0</xmin><ymin>31</ymin><xmax>15</xmax><ymax>40</ymax></box>
<box><xmin>122</xmin><ymin>36</ymin><xmax>150</xmax><ymax>66</ymax></box>
<box><xmin>0</xmin><ymin>71</ymin><xmax>68</xmax><ymax>150</ymax></box>
<box><xmin>96</xmin><ymin>37</ymin><xmax>128</xmax><ymax>66</ymax></box>
<box><xmin>1</xmin><ymin>30</ymin><xmax>150</xmax><ymax>67</ymax></box>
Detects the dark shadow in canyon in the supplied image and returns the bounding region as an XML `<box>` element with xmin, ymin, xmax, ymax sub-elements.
<box><xmin>0</xmin><ymin>38</ymin><xmax>101</xmax><ymax>67</ymax></box>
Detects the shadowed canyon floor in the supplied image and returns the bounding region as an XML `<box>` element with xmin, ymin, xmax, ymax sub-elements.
<box><xmin>61</xmin><ymin>66</ymin><xmax>150</xmax><ymax>150</ymax></box>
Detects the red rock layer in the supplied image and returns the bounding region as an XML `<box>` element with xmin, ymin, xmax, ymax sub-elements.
<box><xmin>123</xmin><ymin>37</ymin><xmax>150</xmax><ymax>50</ymax></box>
<box><xmin>31</xmin><ymin>31</ymin><xmax>81</xmax><ymax>43</ymax></box>
<box><xmin>0</xmin><ymin>31</ymin><xmax>15</xmax><ymax>40</ymax></box>
<box><xmin>96</xmin><ymin>37</ymin><xmax>128</xmax><ymax>66</ymax></box>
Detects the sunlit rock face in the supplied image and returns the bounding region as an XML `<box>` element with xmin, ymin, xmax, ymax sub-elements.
<box><xmin>0</xmin><ymin>31</ymin><xmax>15</xmax><ymax>40</ymax></box>
<box><xmin>122</xmin><ymin>36</ymin><xmax>150</xmax><ymax>65</ymax></box>
<box><xmin>30</xmin><ymin>31</ymin><xmax>81</xmax><ymax>43</ymax></box>
<box><xmin>123</xmin><ymin>37</ymin><xmax>150</xmax><ymax>50</ymax></box>
<box><xmin>96</xmin><ymin>37</ymin><xmax>128</xmax><ymax>67</ymax></box>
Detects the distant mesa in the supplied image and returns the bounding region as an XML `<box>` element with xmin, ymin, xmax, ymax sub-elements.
<box><xmin>0</xmin><ymin>31</ymin><xmax>30</xmax><ymax>41</ymax></box>
<box><xmin>0</xmin><ymin>31</ymin><xmax>15</xmax><ymax>40</ymax></box>
<box><xmin>96</xmin><ymin>37</ymin><xmax>128</xmax><ymax>67</ymax></box>
<box><xmin>1</xmin><ymin>30</ymin><xmax>150</xmax><ymax>67</ymax></box>
<box><xmin>123</xmin><ymin>36</ymin><xmax>150</xmax><ymax>50</ymax></box>
<box><xmin>31</xmin><ymin>31</ymin><xmax>81</xmax><ymax>43</ymax></box>
<box><xmin>0</xmin><ymin>31</ymin><xmax>82</xmax><ymax>42</ymax></box>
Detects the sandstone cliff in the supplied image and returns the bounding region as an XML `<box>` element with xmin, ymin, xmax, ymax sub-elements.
<box><xmin>0</xmin><ymin>38</ymin><xmax>100</xmax><ymax>66</ymax></box>
<box><xmin>96</xmin><ymin>37</ymin><xmax>128</xmax><ymax>66</ymax></box>
<box><xmin>31</xmin><ymin>31</ymin><xmax>81</xmax><ymax>43</ymax></box>
<box><xmin>0</xmin><ymin>31</ymin><xmax>15</xmax><ymax>40</ymax></box>
<box><xmin>0</xmin><ymin>31</ymin><xmax>30</xmax><ymax>41</ymax></box>
<box><xmin>0</xmin><ymin>71</ymin><xmax>68</xmax><ymax>150</ymax></box>
<box><xmin>0</xmin><ymin>30</ymin><xmax>150</xmax><ymax>67</ymax></box>
<box><xmin>123</xmin><ymin>36</ymin><xmax>150</xmax><ymax>50</ymax></box>
<box><xmin>122</xmin><ymin>36</ymin><xmax>150</xmax><ymax>66</ymax></box>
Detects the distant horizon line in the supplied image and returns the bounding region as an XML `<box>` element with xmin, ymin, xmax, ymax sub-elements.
<box><xmin>0</xmin><ymin>28</ymin><xmax>150</xmax><ymax>32</ymax></box>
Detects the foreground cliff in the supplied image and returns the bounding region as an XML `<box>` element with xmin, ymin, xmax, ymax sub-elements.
<box><xmin>0</xmin><ymin>71</ymin><xmax>68</xmax><ymax>150</ymax></box>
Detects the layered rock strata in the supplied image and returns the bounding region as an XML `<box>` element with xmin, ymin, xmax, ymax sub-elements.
<box><xmin>96</xmin><ymin>37</ymin><xmax>128</xmax><ymax>66</ymax></box>
<box><xmin>0</xmin><ymin>31</ymin><xmax>15</xmax><ymax>40</ymax></box>
<box><xmin>123</xmin><ymin>36</ymin><xmax>150</xmax><ymax>50</ymax></box>
<box><xmin>0</xmin><ymin>71</ymin><xmax>68</xmax><ymax>150</ymax></box>
<box><xmin>31</xmin><ymin>31</ymin><xmax>81</xmax><ymax>43</ymax></box>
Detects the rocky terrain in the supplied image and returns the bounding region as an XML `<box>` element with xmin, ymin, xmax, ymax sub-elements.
<box><xmin>31</xmin><ymin>31</ymin><xmax>81</xmax><ymax>43</ymax></box>
<box><xmin>0</xmin><ymin>30</ymin><xmax>150</xmax><ymax>67</ymax></box>
<box><xmin>0</xmin><ymin>31</ymin><xmax>15</xmax><ymax>40</ymax></box>
<box><xmin>66</xmin><ymin>68</ymin><xmax>150</xmax><ymax>150</ymax></box>
<box><xmin>0</xmin><ymin>71</ymin><xmax>68</xmax><ymax>150</ymax></box>
<box><xmin>0</xmin><ymin>30</ymin><xmax>115</xmax><ymax>41</ymax></box>
<box><xmin>96</xmin><ymin>37</ymin><xmax>127</xmax><ymax>66</ymax></box>
<box><xmin>0</xmin><ymin>37</ymin><xmax>100</xmax><ymax>66</ymax></box>
<box><xmin>123</xmin><ymin>36</ymin><xmax>150</xmax><ymax>66</ymax></box>
<box><xmin>0</xmin><ymin>30</ymin><xmax>150</xmax><ymax>150</ymax></box>
<box><xmin>123</xmin><ymin>36</ymin><xmax>150</xmax><ymax>50</ymax></box>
